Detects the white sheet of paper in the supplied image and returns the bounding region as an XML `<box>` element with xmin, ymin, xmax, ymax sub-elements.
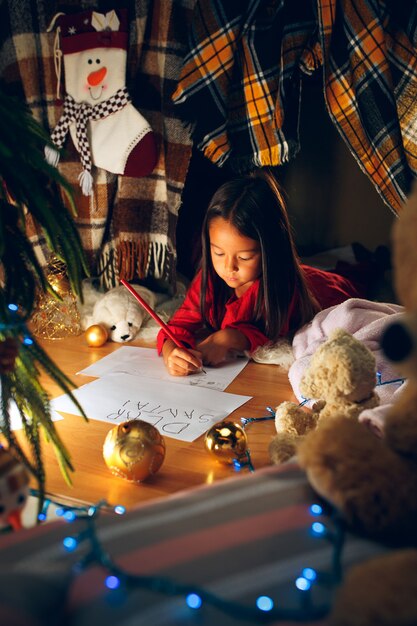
<box><xmin>77</xmin><ymin>346</ymin><xmax>249</xmax><ymax>391</ymax></box>
<box><xmin>0</xmin><ymin>400</ymin><xmax>63</xmax><ymax>431</ymax></box>
<box><xmin>51</xmin><ymin>372</ymin><xmax>252</xmax><ymax>442</ymax></box>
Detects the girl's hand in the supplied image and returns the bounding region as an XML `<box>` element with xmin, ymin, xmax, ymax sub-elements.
<box><xmin>197</xmin><ymin>329</ymin><xmax>249</xmax><ymax>366</ymax></box>
<box><xmin>162</xmin><ymin>339</ymin><xmax>203</xmax><ymax>376</ymax></box>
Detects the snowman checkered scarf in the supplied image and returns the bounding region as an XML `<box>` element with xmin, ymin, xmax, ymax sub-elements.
<box><xmin>49</xmin><ymin>87</ymin><xmax>130</xmax><ymax>194</ymax></box>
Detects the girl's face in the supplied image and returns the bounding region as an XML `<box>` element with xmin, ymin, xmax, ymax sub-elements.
<box><xmin>208</xmin><ymin>217</ymin><xmax>262</xmax><ymax>297</ymax></box>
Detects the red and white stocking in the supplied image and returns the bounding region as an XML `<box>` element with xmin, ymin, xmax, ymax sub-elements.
<box><xmin>46</xmin><ymin>9</ymin><xmax>157</xmax><ymax>195</ymax></box>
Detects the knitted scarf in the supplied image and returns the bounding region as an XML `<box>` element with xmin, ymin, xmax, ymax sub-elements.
<box><xmin>46</xmin><ymin>87</ymin><xmax>131</xmax><ymax>195</ymax></box>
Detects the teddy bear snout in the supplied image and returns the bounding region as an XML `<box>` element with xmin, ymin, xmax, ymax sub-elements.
<box><xmin>120</xmin><ymin>334</ymin><xmax>131</xmax><ymax>341</ymax></box>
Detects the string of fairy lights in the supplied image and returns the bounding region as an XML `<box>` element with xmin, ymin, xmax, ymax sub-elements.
<box><xmin>1</xmin><ymin>307</ymin><xmax>405</xmax><ymax>623</ymax></box>
<box><xmin>31</xmin><ymin>488</ymin><xmax>344</xmax><ymax>623</ymax></box>
<box><xmin>24</xmin><ymin>374</ymin><xmax>404</xmax><ymax>621</ymax></box>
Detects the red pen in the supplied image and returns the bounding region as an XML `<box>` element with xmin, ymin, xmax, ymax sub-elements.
<box><xmin>120</xmin><ymin>279</ymin><xmax>206</xmax><ymax>373</ymax></box>
<box><xmin>120</xmin><ymin>279</ymin><xmax>184</xmax><ymax>348</ymax></box>
<box><xmin>120</xmin><ymin>278</ymin><xmax>206</xmax><ymax>374</ymax></box>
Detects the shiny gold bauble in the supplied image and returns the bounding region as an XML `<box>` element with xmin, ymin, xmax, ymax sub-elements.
<box><xmin>85</xmin><ymin>324</ymin><xmax>109</xmax><ymax>347</ymax></box>
<box><xmin>49</xmin><ymin>273</ymin><xmax>71</xmax><ymax>298</ymax></box>
<box><xmin>204</xmin><ymin>420</ymin><xmax>248</xmax><ymax>464</ymax></box>
<box><xmin>103</xmin><ymin>419</ymin><xmax>166</xmax><ymax>483</ymax></box>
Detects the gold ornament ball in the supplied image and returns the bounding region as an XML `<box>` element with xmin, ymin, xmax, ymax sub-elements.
<box><xmin>204</xmin><ymin>420</ymin><xmax>248</xmax><ymax>464</ymax></box>
<box><xmin>85</xmin><ymin>324</ymin><xmax>108</xmax><ymax>347</ymax></box>
<box><xmin>103</xmin><ymin>419</ymin><xmax>166</xmax><ymax>483</ymax></box>
<box><xmin>48</xmin><ymin>273</ymin><xmax>70</xmax><ymax>297</ymax></box>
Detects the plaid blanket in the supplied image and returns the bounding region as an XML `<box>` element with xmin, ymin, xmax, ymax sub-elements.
<box><xmin>317</xmin><ymin>0</ymin><xmax>417</xmax><ymax>214</ymax></box>
<box><xmin>173</xmin><ymin>0</ymin><xmax>417</xmax><ymax>212</ymax></box>
<box><xmin>172</xmin><ymin>0</ymin><xmax>317</xmax><ymax>172</ymax></box>
<box><xmin>0</xmin><ymin>0</ymin><xmax>194</xmax><ymax>292</ymax></box>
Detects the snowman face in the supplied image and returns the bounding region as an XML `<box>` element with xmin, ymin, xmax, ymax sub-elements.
<box><xmin>64</xmin><ymin>47</ymin><xmax>127</xmax><ymax>104</ymax></box>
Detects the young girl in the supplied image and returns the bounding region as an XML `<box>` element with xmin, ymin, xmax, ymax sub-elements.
<box><xmin>158</xmin><ymin>170</ymin><xmax>364</xmax><ymax>376</ymax></box>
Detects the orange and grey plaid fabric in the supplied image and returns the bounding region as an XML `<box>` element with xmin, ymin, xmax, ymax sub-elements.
<box><xmin>0</xmin><ymin>0</ymin><xmax>194</xmax><ymax>291</ymax></box>
<box><xmin>172</xmin><ymin>0</ymin><xmax>316</xmax><ymax>172</ymax></box>
<box><xmin>317</xmin><ymin>0</ymin><xmax>417</xmax><ymax>214</ymax></box>
<box><xmin>174</xmin><ymin>0</ymin><xmax>417</xmax><ymax>213</ymax></box>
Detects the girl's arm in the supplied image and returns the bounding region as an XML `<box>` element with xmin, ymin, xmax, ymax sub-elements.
<box><xmin>196</xmin><ymin>327</ymin><xmax>251</xmax><ymax>366</ymax></box>
<box><xmin>156</xmin><ymin>273</ymin><xmax>205</xmax><ymax>354</ymax></box>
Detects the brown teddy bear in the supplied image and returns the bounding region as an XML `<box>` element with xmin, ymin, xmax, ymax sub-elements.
<box><xmin>269</xmin><ymin>328</ymin><xmax>379</xmax><ymax>464</ymax></box>
<box><xmin>295</xmin><ymin>186</ymin><xmax>417</xmax><ymax>624</ymax></box>
<box><xmin>329</xmin><ymin>549</ymin><xmax>417</xmax><ymax>625</ymax></box>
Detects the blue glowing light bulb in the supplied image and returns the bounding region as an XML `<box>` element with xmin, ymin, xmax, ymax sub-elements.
<box><xmin>232</xmin><ymin>459</ymin><xmax>242</xmax><ymax>471</ymax></box>
<box><xmin>186</xmin><ymin>593</ymin><xmax>202</xmax><ymax>609</ymax></box>
<box><xmin>63</xmin><ymin>536</ymin><xmax>78</xmax><ymax>552</ymax></box>
<box><xmin>114</xmin><ymin>505</ymin><xmax>126</xmax><ymax>515</ymax></box>
<box><xmin>302</xmin><ymin>567</ymin><xmax>317</xmax><ymax>581</ymax></box>
<box><xmin>63</xmin><ymin>510</ymin><xmax>76</xmax><ymax>522</ymax></box>
<box><xmin>309</xmin><ymin>503</ymin><xmax>323</xmax><ymax>516</ymax></box>
<box><xmin>23</xmin><ymin>336</ymin><xmax>33</xmax><ymax>345</ymax></box>
<box><xmin>105</xmin><ymin>575</ymin><xmax>121</xmax><ymax>590</ymax></box>
<box><xmin>295</xmin><ymin>577</ymin><xmax>311</xmax><ymax>591</ymax></box>
<box><xmin>256</xmin><ymin>595</ymin><xmax>274</xmax><ymax>611</ymax></box>
<box><xmin>7</xmin><ymin>304</ymin><xmax>18</xmax><ymax>312</ymax></box>
<box><xmin>311</xmin><ymin>521</ymin><xmax>325</xmax><ymax>535</ymax></box>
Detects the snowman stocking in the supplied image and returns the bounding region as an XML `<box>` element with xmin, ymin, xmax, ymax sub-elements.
<box><xmin>46</xmin><ymin>9</ymin><xmax>157</xmax><ymax>196</ymax></box>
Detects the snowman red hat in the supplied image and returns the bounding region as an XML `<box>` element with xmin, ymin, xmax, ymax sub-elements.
<box><xmin>46</xmin><ymin>8</ymin><xmax>157</xmax><ymax>195</ymax></box>
<box><xmin>58</xmin><ymin>9</ymin><xmax>129</xmax><ymax>54</ymax></box>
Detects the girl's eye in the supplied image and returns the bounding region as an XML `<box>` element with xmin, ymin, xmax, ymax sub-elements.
<box><xmin>213</xmin><ymin>251</ymin><xmax>224</xmax><ymax>257</ymax></box>
<box><xmin>238</xmin><ymin>256</ymin><xmax>252</xmax><ymax>261</ymax></box>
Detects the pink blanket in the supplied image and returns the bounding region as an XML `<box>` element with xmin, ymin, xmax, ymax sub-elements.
<box><xmin>289</xmin><ymin>298</ymin><xmax>405</xmax><ymax>434</ymax></box>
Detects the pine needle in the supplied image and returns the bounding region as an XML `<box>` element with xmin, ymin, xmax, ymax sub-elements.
<box><xmin>0</xmin><ymin>85</ymin><xmax>90</xmax><ymax>507</ymax></box>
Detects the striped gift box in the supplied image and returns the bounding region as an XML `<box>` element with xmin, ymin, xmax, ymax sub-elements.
<box><xmin>0</xmin><ymin>464</ymin><xmax>388</xmax><ymax>625</ymax></box>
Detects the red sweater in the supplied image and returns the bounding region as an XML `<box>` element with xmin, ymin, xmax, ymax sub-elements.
<box><xmin>157</xmin><ymin>265</ymin><xmax>362</xmax><ymax>354</ymax></box>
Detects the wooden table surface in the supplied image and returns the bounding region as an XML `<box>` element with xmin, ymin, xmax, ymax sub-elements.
<box><xmin>23</xmin><ymin>333</ymin><xmax>296</xmax><ymax>510</ymax></box>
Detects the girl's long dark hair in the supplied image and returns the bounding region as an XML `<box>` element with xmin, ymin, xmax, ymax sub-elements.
<box><xmin>200</xmin><ymin>170</ymin><xmax>319</xmax><ymax>341</ymax></box>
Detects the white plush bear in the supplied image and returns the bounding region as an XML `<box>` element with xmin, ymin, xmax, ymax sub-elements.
<box><xmin>83</xmin><ymin>284</ymin><xmax>156</xmax><ymax>343</ymax></box>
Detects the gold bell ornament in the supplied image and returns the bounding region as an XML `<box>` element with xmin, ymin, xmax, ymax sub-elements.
<box><xmin>30</xmin><ymin>256</ymin><xmax>82</xmax><ymax>340</ymax></box>
<box><xmin>204</xmin><ymin>420</ymin><xmax>248</xmax><ymax>464</ymax></box>
<box><xmin>103</xmin><ymin>419</ymin><xmax>166</xmax><ymax>483</ymax></box>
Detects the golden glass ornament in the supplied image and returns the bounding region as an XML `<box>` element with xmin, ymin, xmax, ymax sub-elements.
<box><xmin>85</xmin><ymin>324</ymin><xmax>108</xmax><ymax>347</ymax></box>
<box><xmin>204</xmin><ymin>420</ymin><xmax>248</xmax><ymax>464</ymax></box>
<box><xmin>103</xmin><ymin>419</ymin><xmax>166</xmax><ymax>483</ymax></box>
<box><xmin>30</xmin><ymin>256</ymin><xmax>82</xmax><ymax>340</ymax></box>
